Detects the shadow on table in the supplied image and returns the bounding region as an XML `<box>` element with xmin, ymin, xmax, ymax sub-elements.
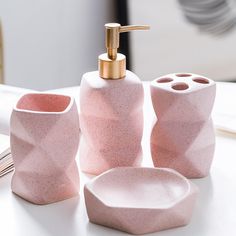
<box><xmin>0</xmin><ymin>172</ymin><xmax>12</xmax><ymax>190</ymax></box>
<box><xmin>13</xmin><ymin>194</ymin><xmax>81</xmax><ymax>236</ymax></box>
<box><xmin>86</xmin><ymin>222</ymin><xmax>131</xmax><ymax>236</ymax></box>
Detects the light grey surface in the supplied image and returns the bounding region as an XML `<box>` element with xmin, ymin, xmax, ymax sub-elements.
<box><xmin>0</xmin><ymin>0</ymin><xmax>115</xmax><ymax>90</ymax></box>
<box><xmin>0</xmin><ymin>82</ymin><xmax>236</xmax><ymax>235</ymax></box>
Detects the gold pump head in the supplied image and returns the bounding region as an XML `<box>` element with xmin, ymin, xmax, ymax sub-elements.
<box><xmin>99</xmin><ymin>23</ymin><xmax>150</xmax><ymax>80</ymax></box>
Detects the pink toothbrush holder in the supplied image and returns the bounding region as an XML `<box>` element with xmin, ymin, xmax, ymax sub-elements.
<box><xmin>10</xmin><ymin>93</ymin><xmax>80</xmax><ymax>204</ymax></box>
<box><xmin>150</xmin><ymin>73</ymin><xmax>216</xmax><ymax>178</ymax></box>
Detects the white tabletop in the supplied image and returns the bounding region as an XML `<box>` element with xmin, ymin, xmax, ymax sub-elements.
<box><xmin>1</xmin><ymin>82</ymin><xmax>236</xmax><ymax>236</ymax></box>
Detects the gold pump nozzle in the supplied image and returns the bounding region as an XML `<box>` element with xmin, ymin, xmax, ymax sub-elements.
<box><xmin>99</xmin><ymin>23</ymin><xmax>150</xmax><ymax>80</ymax></box>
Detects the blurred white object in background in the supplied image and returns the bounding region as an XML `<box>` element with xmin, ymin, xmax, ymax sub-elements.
<box><xmin>129</xmin><ymin>0</ymin><xmax>236</xmax><ymax>81</ymax></box>
<box><xmin>213</xmin><ymin>82</ymin><xmax>236</xmax><ymax>133</ymax></box>
<box><xmin>0</xmin><ymin>85</ymin><xmax>31</xmax><ymax>135</ymax></box>
<box><xmin>0</xmin><ymin>0</ymin><xmax>114</xmax><ymax>90</ymax></box>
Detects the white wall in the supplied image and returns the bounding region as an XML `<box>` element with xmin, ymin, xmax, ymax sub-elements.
<box><xmin>129</xmin><ymin>0</ymin><xmax>236</xmax><ymax>81</ymax></box>
<box><xmin>0</xmin><ymin>0</ymin><xmax>115</xmax><ymax>90</ymax></box>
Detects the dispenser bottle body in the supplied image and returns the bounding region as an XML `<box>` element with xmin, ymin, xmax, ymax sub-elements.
<box><xmin>150</xmin><ymin>73</ymin><xmax>216</xmax><ymax>178</ymax></box>
<box><xmin>80</xmin><ymin>70</ymin><xmax>144</xmax><ymax>175</ymax></box>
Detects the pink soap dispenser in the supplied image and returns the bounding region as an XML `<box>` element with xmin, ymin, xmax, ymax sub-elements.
<box><xmin>79</xmin><ymin>23</ymin><xmax>149</xmax><ymax>175</ymax></box>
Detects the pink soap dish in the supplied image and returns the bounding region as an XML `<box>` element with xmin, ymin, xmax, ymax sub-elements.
<box><xmin>84</xmin><ymin>167</ymin><xmax>198</xmax><ymax>235</ymax></box>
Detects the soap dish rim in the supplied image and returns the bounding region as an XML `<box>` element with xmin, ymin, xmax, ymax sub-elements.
<box><xmin>84</xmin><ymin>166</ymin><xmax>198</xmax><ymax>210</ymax></box>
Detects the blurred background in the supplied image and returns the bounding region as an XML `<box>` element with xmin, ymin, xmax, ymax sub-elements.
<box><xmin>0</xmin><ymin>0</ymin><xmax>236</xmax><ymax>90</ymax></box>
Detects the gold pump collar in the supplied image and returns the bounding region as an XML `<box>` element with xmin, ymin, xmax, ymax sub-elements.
<box><xmin>99</xmin><ymin>23</ymin><xmax>150</xmax><ymax>80</ymax></box>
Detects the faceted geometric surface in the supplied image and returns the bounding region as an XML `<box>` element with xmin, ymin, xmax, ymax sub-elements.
<box><xmin>79</xmin><ymin>71</ymin><xmax>144</xmax><ymax>175</ymax></box>
<box><xmin>10</xmin><ymin>93</ymin><xmax>80</xmax><ymax>204</ymax></box>
<box><xmin>84</xmin><ymin>167</ymin><xmax>198</xmax><ymax>235</ymax></box>
<box><xmin>150</xmin><ymin>73</ymin><xmax>216</xmax><ymax>178</ymax></box>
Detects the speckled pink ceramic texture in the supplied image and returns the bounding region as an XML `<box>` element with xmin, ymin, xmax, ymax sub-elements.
<box><xmin>84</xmin><ymin>167</ymin><xmax>198</xmax><ymax>235</ymax></box>
<box><xmin>79</xmin><ymin>70</ymin><xmax>144</xmax><ymax>175</ymax></box>
<box><xmin>10</xmin><ymin>93</ymin><xmax>80</xmax><ymax>205</ymax></box>
<box><xmin>150</xmin><ymin>73</ymin><xmax>216</xmax><ymax>178</ymax></box>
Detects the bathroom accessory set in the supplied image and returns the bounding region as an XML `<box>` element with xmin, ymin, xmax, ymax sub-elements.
<box><xmin>8</xmin><ymin>23</ymin><xmax>217</xmax><ymax>234</ymax></box>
